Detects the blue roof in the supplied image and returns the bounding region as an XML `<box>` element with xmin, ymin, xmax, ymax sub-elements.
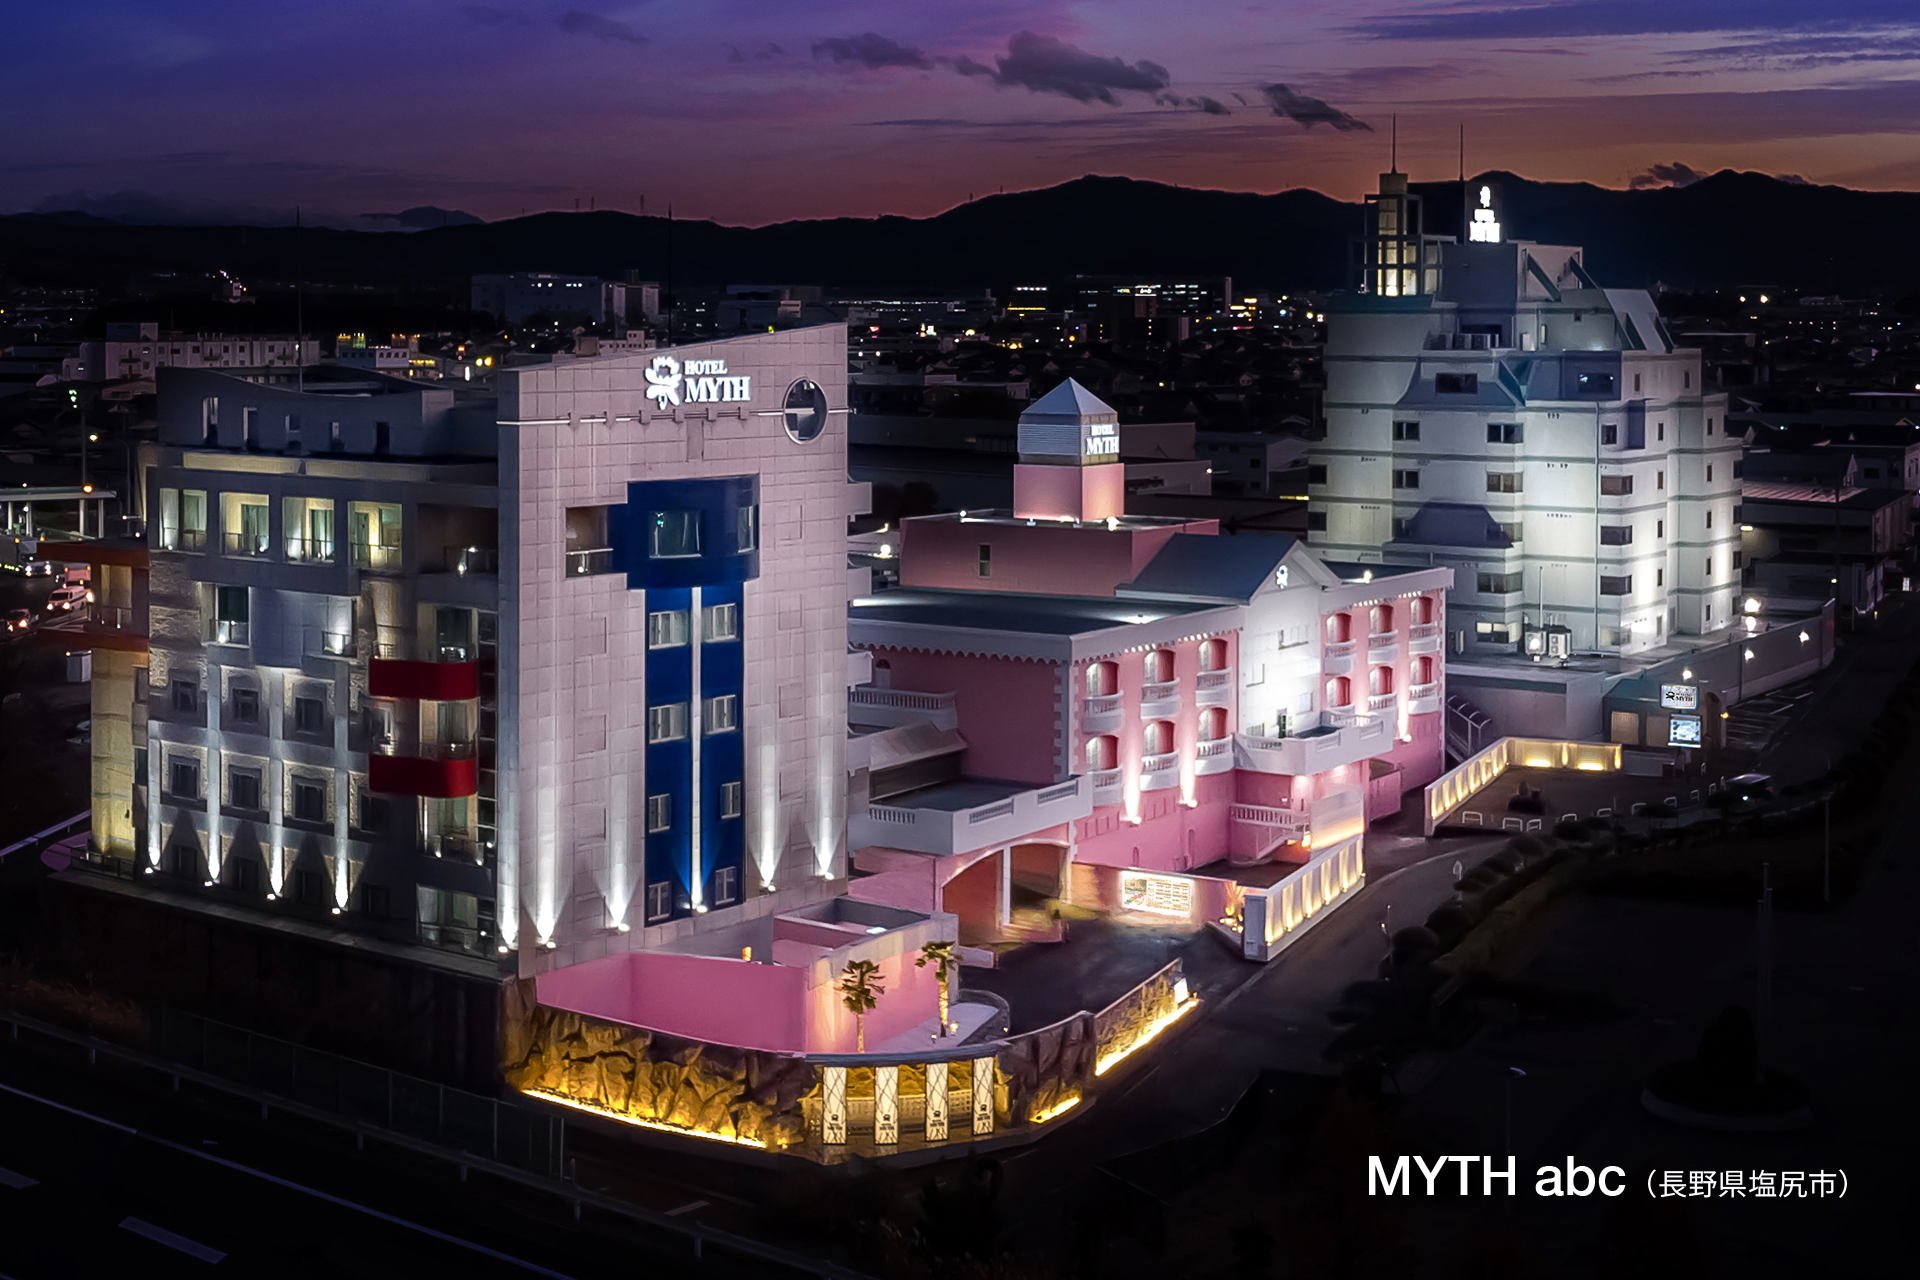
<box><xmin>1117</xmin><ymin>533</ymin><xmax>1296</xmax><ymax>603</ymax></box>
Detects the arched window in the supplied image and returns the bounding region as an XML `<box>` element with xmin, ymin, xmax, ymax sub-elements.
<box><xmin>1370</xmin><ymin>604</ymin><xmax>1394</xmax><ymax>636</ymax></box>
<box><xmin>1198</xmin><ymin>638</ymin><xmax>1228</xmax><ymax>672</ymax></box>
<box><xmin>1370</xmin><ymin>665</ymin><xmax>1394</xmax><ymax>697</ymax></box>
<box><xmin>1412</xmin><ymin>595</ymin><xmax>1435</xmax><ymax>625</ymax></box>
<box><xmin>1145</xmin><ymin>649</ymin><xmax>1176</xmax><ymax>684</ymax></box>
<box><xmin>1084</xmin><ymin>734</ymin><xmax>1118</xmax><ymax>772</ymax></box>
<box><xmin>1200</xmin><ymin>706</ymin><xmax>1229</xmax><ymax>741</ymax></box>
<box><xmin>1086</xmin><ymin>660</ymin><xmax>1119</xmax><ymax>698</ymax></box>
<box><xmin>1324</xmin><ymin>675</ymin><xmax>1351</xmax><ymax>708</ymax></box>
<box><xmin>1413</xmin><ymin>654</ymin><xmax>1435</xmax><ymax>686</ymax></box>
<box><xmin>1325</xmin><ymin>613</ymin><xmax>1351</xmax><ymax>644</ymax></box>
<box><xmin>1144</xmin><ymin>719</ymin><xmax>1175</xmax><ymax>755</ymax></box>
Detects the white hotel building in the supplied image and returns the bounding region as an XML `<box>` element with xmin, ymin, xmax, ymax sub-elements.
<box><xmin>1309</xmin><ymin>171</ymin><xmax>1742</xmax><ymax>656</ymax></box>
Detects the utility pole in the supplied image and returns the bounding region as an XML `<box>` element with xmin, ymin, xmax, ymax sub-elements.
<box><xmin>1756</xmin><ymin>862</ymin><xmax>1773</xmax><ymax>1085</ymax></box>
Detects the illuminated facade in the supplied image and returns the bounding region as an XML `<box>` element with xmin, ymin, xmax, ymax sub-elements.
<box><xmin>847</xmin><ymin>382</ymin><xmax>1453</xmax><ymax>957</ymax></box>
<box><xmin>1313</xmin><ymin>170</ymin><xmax>1742</xmax><ymax>654</ymax></box>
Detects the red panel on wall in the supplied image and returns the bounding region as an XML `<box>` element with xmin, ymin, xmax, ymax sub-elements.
<box><xmin>369</xmin><ymin>753</ymin><xmax>477</xmax><ymax>798</ymax></box>
<box><xmin>369</xmin><ymin>658</ymin><xmax>479</xmax><ymax>701</ymax></box>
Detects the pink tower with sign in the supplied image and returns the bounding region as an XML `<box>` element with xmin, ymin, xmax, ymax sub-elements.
<box><xmin>1011</xmin><ymin>379</ymin><xmax>1126</xmax><ymax>523</ymax></box>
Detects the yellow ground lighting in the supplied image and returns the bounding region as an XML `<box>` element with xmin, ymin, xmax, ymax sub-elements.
<box><xmin>1094</xmin><ymin>998</ymin><xmax>1199</xmax><ymax>1077</ymax></box>
<box><xmin>1030</xmin><ymin>1094</ymin><xmax>1083</xmax><ymax>1125</ymax></box>
<box><xmin>525</xmin><ymin>1087</ymin><xmax>768</xmax><ymax>1149</ymax></box>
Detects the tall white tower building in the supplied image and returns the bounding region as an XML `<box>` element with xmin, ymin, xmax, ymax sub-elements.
<box><xmin>1310</xmin><ymin>172</ymin><xmax>1741</xmax><ymax>656</ymax></box>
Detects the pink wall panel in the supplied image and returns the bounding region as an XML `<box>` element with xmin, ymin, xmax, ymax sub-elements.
<box><xmin>537</xmin><ymin>951</ymin><xmax>809</xmax><ymax>1054</ymax></box>
<box><xmin>898</xmin><ymin>517</ymin><xmax>1215</xmax><ymax>598</ymax></box>
<box><xmin>868</xmin><ymin>647</ymin><xmax>1063</xmax><ymax>784</ymax></box>
<box><xmin>804</xmin><ymin>944</ymin><xmax>941</xmax><ymax>1054</ymax></box>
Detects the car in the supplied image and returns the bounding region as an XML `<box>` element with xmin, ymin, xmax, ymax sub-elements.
<box><xmin>58</xmin><ymin>565</ymin><xmax>90</xmax><ymax>587</ymax></box>
<box><xmin>4</xmin><ymin>608</ymin><xmax>30</xmax><ymax>632</ymax></box>
<box><xmin>46</xmin><ymin>584</ymin><xmax>88</xmax><ymax>612</ymax></box>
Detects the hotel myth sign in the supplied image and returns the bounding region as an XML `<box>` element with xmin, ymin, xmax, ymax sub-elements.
<box><xmin>645</xmin><ymin>355</ymin><xmax>752</xmax><ymax>408</ymax></box>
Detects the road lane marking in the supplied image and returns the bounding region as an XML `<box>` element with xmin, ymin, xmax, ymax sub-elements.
<box><xmin>0</xmin><ymin>1166</ymin><xmax>37</xmax><ymax>1189</ymax></box>
<box><xmin>120</xmin><ymin>1217</ymin><xmax>225</xmax><ymax>1264</ymax></box>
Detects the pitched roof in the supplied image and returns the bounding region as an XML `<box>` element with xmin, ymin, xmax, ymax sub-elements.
<box><xmin>1020</xmin><ymin>377</ymin><xmax>1117</xmax><ymax>424</ymax></box>
<box><xmin>1117</xmin><ymin>533</ymin><xmax>1297</xmax><ymax>603</ymax></box>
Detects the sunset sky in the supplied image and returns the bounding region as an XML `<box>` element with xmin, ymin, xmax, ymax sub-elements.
<box><xmin>6</xmin><ymin>1</ymin><xmax>1920</xmax><ymax>225</ymax></box>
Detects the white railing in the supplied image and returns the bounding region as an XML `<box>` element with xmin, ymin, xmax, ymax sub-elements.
<box><xmin>1197</xmin><ymin>738</ymin><xmax>1233</xmax><ymax>759</ymax></box>
<box><xmin>1140</xmin><ymin>680</ymin><xmax>1179</xmax><ymax>705</ymax></box>
<box><xmin>1410</xmin><ymin>681</ymin><xmax>1439</xmax><ymax>699</ymax></box>
<box><xmin>850</xmin><ymin>774</ymin><xmax>1091</xmax><ymax>856</ymax></box>
<box><xmin>1423</xmin><ymin>736</ymin><xmax>1622</xmax><ymax>835</ymax></box>
<box><xmin>850</xmin><ymin>688</ymin><xmax>956</xmax><ymax>713</ymax></box>
<box><xmin>1410</xmin><ymin>622</ymin><xmax>1440</xmax><ymax>641</ymax></box>
<box><xmin>1325</xmin><ymin>707</ymin><xmax>1356</xmax><ymax>726</ymax></box>
<box><xmin>1195</xmin><ymin>670</ymin><xmax>1231</xmax><ymax>691</ymax></box>
<box><xmin>1089</xmin><ymin>768</ymin><xmax>1122</xmax><ymax>795</ymax></box>
<box><xmin>1324</xmin><ymin>640</ymin><xmax>1356</xmax><ymax>659</ymax></box>
<box><xmin>1083</xmin><ymin>693</ymin><xmax>1123</xmax><ymax>718</ymax></box>
<box><xmin>1140</xmin><ymin>751</ymin><xmax>1179</xmax><ymax>775</ymax></box>
<box><xmin>1367</xmin><ymin>692</ymin><xmax>1397</xmax><ymax>712</ymax></box>
<box><xmin>848</xmin><ymin>687</ymin><xmax>959</xmax><ymax>730</ymax></box>
<box><xmin>1230</xmin><ymin>802</ymin><xmax>1308</xmax><ymax>829</ymax></box>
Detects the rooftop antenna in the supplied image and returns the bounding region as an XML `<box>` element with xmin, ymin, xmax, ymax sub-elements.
<box><xmin>1459</xmin><ymin>123</ymin><xmax>1465</xmax><ymax>183</ymax></box>
<box><xmin>295</xmin><ymin>205</ymin><xmax>304</xmax><ymax>394</ymax></box>
<box><xmin>1391</xmin><ymin>114</ymin><xmax>1397</xmax><ymax>172</ymax></box>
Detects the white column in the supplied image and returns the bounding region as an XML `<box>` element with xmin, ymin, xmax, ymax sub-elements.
<box><xmin>822</xmin><ymin>1066</ymin><xmax>847</xmax><ymax>1144</ymax></box>
<box><xmin>874</xmin><ymin>1065</ymin><xmax>899</xmax><ymax>1145</ymax></box>
<box><xmin>971</xmin><ymin>1055</ymin><xmax>996</xmax><ymax>1135</ymax></box>
<box><xmin>925</xmin><ymin>1061</ymin><xmax>949</xmax><ymax>1141</ymax></box>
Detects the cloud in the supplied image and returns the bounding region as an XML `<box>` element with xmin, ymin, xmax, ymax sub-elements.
<box><xmin>812</xmin><ymin>32</ymin><xmax>932</xmax><ymax>71</ymax></box>
<box><xmin>1363</xmin><ymin>0</ymin><xmax>1918</xmax><ymax>41</ymax></box>
<box><xmin>1259</xmin><ymin>84</ymin><xmax>1371</xmax><ymax>131</ymax></box>
<box><xmin>461</xmin><ymin>5</ymin><xmax>527</xmax><ymax>25</ymax></box>
<box><xmin>1774</xmin><ymin>172</ymin><xmax>1810</xmax><ymax>184</ymax></box>
<box><xmin>1629</xmin><ymin>160</ymin><xmax>1712</xmax><ymax>189</ymax></box>
<box><xmin>1156</xmin><ymin>93</ymin><xmax>1231</xmax><ymax>115</ymax></box>
<box><xmin>556</xmin><ymin>10</ymin><xmax>647</xmax><ymax>46</ymax></box>
<box><xmin>960</xmin><ymin>30</ymin><xmax>1170</xmax><ymax>105</ymax></box>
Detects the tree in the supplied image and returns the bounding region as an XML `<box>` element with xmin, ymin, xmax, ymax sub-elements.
<box><xmin>838</xmin><ymin>959</ymin><xmax>885</xmax><ymax>1053</ymax></box>
<box><xmin>917</xmin><ymin>940</ymin><xmax>960</xmax><ymax>1034</ymax></box>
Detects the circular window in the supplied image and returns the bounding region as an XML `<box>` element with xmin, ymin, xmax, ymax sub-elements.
<box><xmin>783</xmin><ymin>379</ymin><xmax>828</xmax><ymax>443</ymax></box>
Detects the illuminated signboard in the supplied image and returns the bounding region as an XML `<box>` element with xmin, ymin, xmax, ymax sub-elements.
<box><xmin>1660</xmin><ymin>684</ymin><xmax>1698</xmax><ymax>710</ymax></box>
<box><xmin>1668</xmin><ymin>715</ymin><xmax>1703</xmax><ymax>747</ymax></box>
<box><xmin>1468</xmin><ymin>184</ymin><xmax>1503</xmax><ymax>243</ymax></box>
<box><xmin>644</xmin><ymin>355</ymin><xmax>751</xmax><ymax>409</ymax></box>
<box><xmin>1084</xmin><ymin>421</ymin><xmax>1119</xmax><ymax>458</ymax></box>
<box><xmin>1120</xmin><ymin>871</ymin><xmax>1194</xmax><ymax>917</ymax></box>
<box><xmin>1274</xmin><ymin>564</ymin><xmax>1289</xmax><ymax>588</ymax></box>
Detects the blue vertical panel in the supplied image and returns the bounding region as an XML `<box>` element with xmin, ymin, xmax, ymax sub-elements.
<box><xmin>700</xmin><ymin>583</ymin><xmax>746</xmax><ymax>903</ymax></box>
<box><xmin>643</xmin><ymin>586</ymin><xmax>695</xmax><ymax>909</ymax></box>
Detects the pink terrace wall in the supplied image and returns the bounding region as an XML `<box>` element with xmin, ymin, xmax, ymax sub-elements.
<box><xmin>537</xmin><ymin>951</ymin><xmax>808</xmax><ymax>1054</ymax></box>
<box><xmin>864</xmin><ymin>648</ymin><xmax>1064</xmax><ymax>784</ymax></box>
<box><xmin>1012</xmin><ymin>463</ymin><xmax>1125</xmax><ymax>522</ymax></box>
<box><xmin>899</xmin><ymin>516</ymin><xmax>1216</xmax><ymax>598</ymax></box>
<box><xmin>1071</xmin><ymin>770</ymin><xmax>1237</xmax><ymax>872</ymax></box>
<box><xmin>804</xmin><ymin>943</ymin><xmax>942</xmax><ymax>1053</ymax></box>
<box><xmin>1072</xmin><ymin>631</ymin><xmax>1236</xmax><ymax>805</ymax></box>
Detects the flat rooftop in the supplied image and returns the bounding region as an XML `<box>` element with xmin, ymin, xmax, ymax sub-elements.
<box><xmin>880</xmin><ymin>777</ymin><xmax>1032</xmax><ymax>812</ymax></box>
<box><xmin>909</xmin><ymin>508</ymin><xmax>1206</xmax><ymax>532</ymax></box>
<box><xmin>851</xmin><ymin>587</ymin><xmax>1216</xmax><ymax>637</ymax></box>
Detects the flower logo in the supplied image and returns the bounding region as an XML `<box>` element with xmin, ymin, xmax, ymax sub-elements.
<box><xmin>644</xmin><ymin>354</ymin><xmax>682</xmax><ymax>408</ymax></box>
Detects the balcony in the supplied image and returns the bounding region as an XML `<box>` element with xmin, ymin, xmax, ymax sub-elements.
<box><xmin>1089</xmin><ymin>767</ymin><xmax>1122</xmax><ymax>800</ymax></box>
<box><xmin>848</xmin><ymin>687</ymin><xmax>958</xmax><ymax>731</ymax></box>
<box><xmin>850</xmin><ymin>775</ymin><xmax>1091</xmax><ymax>857</ymax></box>
<box><xmin>210</xmin><ymin>619</ymin><xmax>250</xmax><ymax>646</ymax></box>
<box><xmin>1196</xmin><ymin>736</ymin><xmax>1234</xmax><ymax>774</ymax></box>
<box><xmin>285</xmin><ymin>536</ymin><xmax>335</xmax><ymax>565</ymax></box>
<box><xmin>223</xmin><ymin>530</ymin><xmax>270</xmax><ymax>558</ymax></box>
<box><xmin>304</xmin><ymin>628</ymin><xmax>352</xmax><ymax>658</ymax></box>
<box><xmin>1366</xmin><ymin>633</ymin><xmax>1400</xmax><ymax>663</ymax></box>
<box><xmin>1409</xmin><ymin>682</ymin><xmax>1441</xmax><ymax>715</ymax></box>
<box><xmin>566</xmin><ymin>547</ymin><xmax>613</xmax><ymax>577</ymax></box>
<box><xmin>1409</xmin><ymin>622</ymin><xmax>1443</xmax><ymax>655</ymax></box>
<box><xmin>369</xmin><ymin>657</ymin><xmax>480</xmax><ymax>701</ymax></box>
<box><xmin>1140</xmin><ymin>679</ymin><xmax>1180</xmax><ymax>716</ymax></box>
<box><xmin>1140</xmin><ymin>750</ymin><xmax>1180</xmax><ymax>791</ymax></box>
<box><xmin>1082</xmin><ymin>693</ymin><xmax>1123</xmax><ymax>733</ymax></box>
<box><xmin>1367</xmin><ymin>692</ymin><xmax>1397</xmax><ymax>713</ymax></box>
<box><xmin>433</xmin><ymin>544</ymin><xmax>498</xmax><ymax>575</ymax></box>
<box><xmin>1237</xmin><ymin>715</ymin><xmax>1391</xmax><ymax>775</ymax></box>
<box><xmin>1195</xmin><ymin>669</ymin><xmax>1233</xmax><ymax>706</ymax></box>
<box><xmin>175</xmin><ymin>528</ymin><xmax>208</xmax><ymax>552</ymax></box>
<box><xmin>370</xmin><ymin>746</ymin><xmax>478</xmax><ymax>798</ymax></box>
<box><xmin>351</xmin><ymin>539</ymin><xmax>402</xmax><ymax>572</ymax></box>
<box><xmin>1323</xmin><ymin>640</ymin><xmax>1355</xmax><ymax>675</ymax></box>
<box><xmin>1230</xmin><ymin>802</ymin><xmax>1310</xmax><ymax>859</ymax></box>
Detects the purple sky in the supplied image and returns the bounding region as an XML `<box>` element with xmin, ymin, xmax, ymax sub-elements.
<box><xmin>7</xmin><ymin>1</ymin><xmax>1920</xmax><ymax>226</ymax></box>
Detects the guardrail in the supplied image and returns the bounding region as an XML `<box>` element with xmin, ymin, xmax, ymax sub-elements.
<box><xmin>1423</xmin><ymin>736</ymin><xmax>1623</xmax><ymax>835</ymax></box>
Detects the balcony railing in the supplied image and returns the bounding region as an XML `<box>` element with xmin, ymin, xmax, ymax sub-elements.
<box><xmin>1140</xmin><ymin>751</ymin><xmax>1179</xmax><ymax>776</ymax></box>
<box><xmin>285</xmin><ymin>536</ymin><xmax>335</xmax><ymax>564</ymax></box>
<box><xmin>1140</xmin><ymin>680</ymin><xmax>1180</xmax><ymax>709</ymax></box>
<box><xmin>1083</xmin><ymin>693</ymin><xmax>1123</xmax><ymax>717</ymax></box>
<box><xmin>1410</xmin><ymin>681</ymin><xmax>1439</xmax><ymax>699</ymax></box>
<box><xmin>351</xmin><ymin>539</ymin><xmax>402</xmax><ymax>571</ymax></box>
<box><xmin>223</xmin><ymin>530</ymin><xmax>270</xmax><ymax>557</ymax></box>
<box><xmin>211</xmin><ymin>619</ymin><xmax>250</xmax><ymax>645</ymax></box>
<box><xmin>1089</xmin><ymin>767</ymin><xmax>1122</xmax><ymax>795</ymax></box>
<box><xmin>1195</xmin><ymin>670</ymin><xmax>1232</xmax><ymax>691</ymax></box>
<box><xmin>1324</xmin><ymin>640</ymin><xmax>1356</xmax><ymax>658</ymax></box>
<box><xmin>304</xmin><ymin>627</ymin><xmax>351</xmax><ymax>657</ymax></box>
<box><xmin>850</xmin><ymin>775</ymin><xmax>1091</xmax><ymax>856</ymax></box>
<box><xmin>91</xmin><ymin>604</ymin><xmax>133</xmax><ymax>630</ymax></box>
<box><xmin>1367</xmin><ymin>692</ymin><xmax>1397</xmax><ymax>712</ymax></box>
<box><xmin>176</xmin><ymin>528</ymin><xmax>208</xmax><ymax>551</ymax></box>
<box><xmin>1410</xmin><ymin>622</ymin><xmax>1441</xmax><ymax>641</ymax></box>
<box><xmin>1197</xmin><ymin>737</ymin><xmax>1233</xmax><ymax>759</ymax></box>
<box><xmin>1325</xmin><ymin>706</ymin><xmax>1356</xmax><ymax>726</ymax></box>
<box><xmin>566</xmin><ymin>547</ymin><xmax>613</xmax><ymax>577</ymax></box>
<box><xmin>442</xmin><ymin>545</ymin><xmax>498</xmax><ymax>575</ymax></box>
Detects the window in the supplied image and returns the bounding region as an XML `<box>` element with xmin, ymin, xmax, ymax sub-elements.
<box><xmin>651</xmin><ymin>510</ymin><xmax>701</xmax><ymax>558</ymax></box>
<box><xmin>1685</xmin><ymin>370</ymin><xmax>1692</xmax><ymax>389</ymax></box>
<box><xmin>242</xmin><ymin>406</ymin><xmax>259</xmax><ymax>447</ymax></box>
<box><xmin>1658</xmin><ymin>470</ymin><xmax>1665</xmax><ymax>490</ymax></box>
<box><xmin>350</xmin><ymin>501</ymin><xmax>402</xmax><ymax>570</ymax></box>
<box><xmin>736</xmin><ymin>504</ymin><xmax>758</xmax><ymax>552</ymax></box>
<box><xmin>720</xmin><ymin>780</ymin><xmax>743</xmax><ymax>820</ymax></box>
<box><xmin>1601</xmin><ymin>424</ymin><xmax>1618</xmax><ymax>445</ymax></box>
<box><xmin>375</xmin><ymin>421</ymin><xmax>391</xmax><ymax>455</ymax></box>
<box><xmin>1475</xmin><ymin>622</ymin><xmax>1514</xmax><ymax>644</ymax></box>
<box><xmin>1576</xmin><ymin>372</ymin><xmax>1616</xmax><ymax>396</ymax></box>
<box><xmin>646</xmin><ymin>882</ymin><xmax>672</xmax><ymax>922</ymax></box>
<box><xmin>1307</xmin><ymin>511</ymin><xmax>1327</xmax><ymax>531</ymax></box>
<box><xmin>1392</xmin><ymin>469</ymin><xmax>1420</xmax><ymax>490</ymax></box>
<box><xmin>1600</xmin><ymin>575</ymin><xmax>1632</xmax><ymax>596</ymax></box>
<box><xmin>180</xmin><ymin>490</ymin><xmax>208</xmax><ymax>550</ymax></box>
<box><xmin>1486</xmin><ymin>423</ymin><xmax>1523</xmax><ymax>444</ymax></box>
<box><xmin>1656</xmin><ymin>519</ymin><xmax>1664</xmax><ymax>537</ymax></box>
<box><xmin>1477</xmin><ymin>571</ymin><xmax>1523</xmax><ymax>594</ymax></box>
<box><xmin>1707</xmin><ymin>417</ymin><xmax>1714</xmax><ymax>434</ymax></box>
<box><xmin>1600</xmin><ymin>525</ymin><xmax>1633</xmax><ymax>545</ymax></box>
<box><xmin>1435</xmin><ymin>372</ymin><xmax>1479</xmax><ymax>394</ymax></box>
<box><xmin>213</xmin><ymin>586</ymin><xmax>250</xmax><ymax>645</ymax></box>
<box><xmin>294</xmin><ymin>870</ymin><xmax>323</xmax><ymax>907</ymax></box>
<box><xmin>647</xmin><ymin>610</ymin><xmax>690</xmax><ymax>649</ymax></box>
<box><xmin>228</xmin><ymin>687</ymin><xmax>258</xmax><ymax>725</ymax></box>
<box><xmin>436</xmin><ymin>606</ymin><xmax>474</xmax><ymax>660</ymax></box>
<box><xmin>1392</xmin><ymin>421</ymin><xmax>1420</xmax><ymax>441</ymax></box>
<box><xmin>1485</xmin><ymin>472</ymin><xmax>1522</xmax><ymax>493</ymax></box>
<box><xmin>703</xmin><ymin>602</ymin><xmax>739</xmax><ymax>642</ymax></box>
<box><xmin>646</xmin><ymin>793</ymin><xmax>671</xmax><ymax>833</ymax></box>
<box><xmin>291</xmin><ymin>777</ymin><xmax>327</xmax><ymax>822</ymax></box>
<box><xmin>1307</xmin><ymin>464</ymin><xmax>1327</xmax><ymax>484</ymax></box>
<box><xmin>1499</xmin><ymin>521</ymin><xmax>1522</xmax><ymax>543</ymax></box>
<box><xmin>228</xmin><ymin>859</ymin><xmax>259</xmax><ymax>895</ymax></box>
<box><xmin>704</xmin><ymin>694</ymin><xmax>738</xmax><ymax>733</ymax></box>
<box><xmin>647</xmin><ymin>703</ymin><xmax>689</xmax><ymax>743</ymax></box>
<box><xmin>229</xmin><ymin>767</ymin><xmax>262</xmax><ymax>811</ymax></box>
<box><xmin>169</xmin><ymin>756</ymin><xmax>199</xmax><ymax>799</ymax></box>
<box><xmin>1634</xmin><ymin>373</ymin><xmax>1643</xmax><ymax>393</ymax></box>
<box><xmin>358</xmin><ymin>791</ymin><xmax>391</xmax><ymax>834</ymax></box>
<box><xmin>1706</xmin><ymin>510</ymin><xmax>1713</xmax><ymax>529</ymax></box>
<box><xmin>202</xmin><ymin>396</ymin><xmax>218</xmax><ymax>443</ymax></box>
<box><xmin>1626</xmin><ymin>420</ymin><xmax>1646</xmax><ymax>450</ymax></box>
<box><xmin>1707</xmin><ymin>464</ymin><xmax>1714</xmax><ymax>482</ymax></box>
<box><xmin>1704</xmin><ymin>557</ymin><xmax>1712</xmax><ymax>578</ymax></box>
<box><xmin>711</xmin><ymin>865</ymin><xmax>739</xmax><ymax>907</ymax></box>
<box><xmin>172</xmin><ymin>680</ymin><xmax>199</xmax><ymax>714</ymax></box>
<box><xmin>1657</xmin><ymin>423</ymin><xmax>1665</xmax><ymax>441</ymax></box>
<box><xmin>294</xmin><ymin>696</ymin><xmax>324</xmax><ymax>734</ymax></box>
<box><xmin>363</xmin><ymin>883</ymin><xmax>390</xmax><ymax>919</ymax></box>
<box><xmin>1600</xmin><ymin>475</ymin><xmax>1633</xmax><ymax>496</ymax></box>
<box><xmin>978</xmin><ymin>544</ymin><xmax>992</xmax><ymax>578</ymax></box>
<box><xmin>1392</xmin><ymin>517</ymin><xmax>1411</xmax><ymax>538</ymax></box>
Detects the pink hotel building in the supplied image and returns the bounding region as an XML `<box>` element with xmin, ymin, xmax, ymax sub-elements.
<box><xmin>844</xmin><ymin>381</ymin><xmax>1454</xmax><ymax>959</ymax></box>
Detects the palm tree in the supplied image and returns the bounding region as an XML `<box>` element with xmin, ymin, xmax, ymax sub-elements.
<box><xmin>838</xmin><ymin>959</ymin><xmax>885</xmax><ymax>1053</ymax></box>
<box><xmin>916</xmin><ymin>940</ymin><xmax>960</xmax><ymax>1034</ymax></box>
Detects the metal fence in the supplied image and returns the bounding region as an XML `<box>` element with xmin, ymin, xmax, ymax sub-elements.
<box><xmin>159</xmin><ymin>1008</ymin><xmax>561</xmax><ymax>1177</ymax></box>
